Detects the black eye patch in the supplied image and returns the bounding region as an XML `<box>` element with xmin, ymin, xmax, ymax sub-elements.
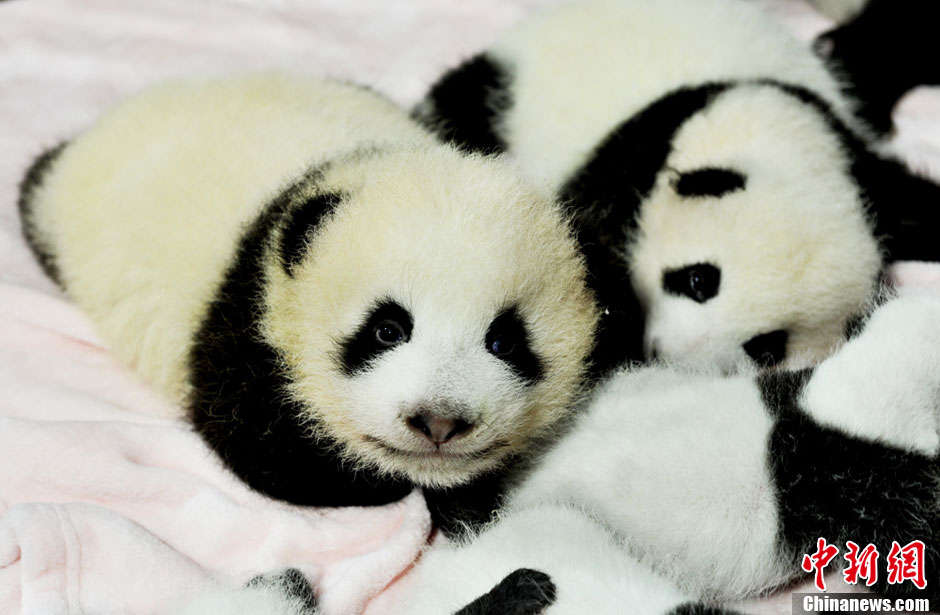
<box><xmin>485</xmin><ymin>307</ymin><xmax>542</xmax><ymax>385</ymax></box>
<box><xmin>662</xmin><ymin>264</ymin><xmax>721</xmax><ymax>303</ymax></box>
<box><xmin>280</xmin><ymin>192</ymin><xmax>345</xmax><ymax>276</ymax></box>
<box><xmin>743</xmin><ymin>329</ymin><xmax>788</xmax><ymax>368</ymax></box>
<box><xmin>673</xmin><ymin>168</ymin><xmax>746</xmax><ymax>198</ymax></box>
<box><xmin>340</xmin><ymin>301</ymin><xmax>413</xmax><ymax>375</ymax></box>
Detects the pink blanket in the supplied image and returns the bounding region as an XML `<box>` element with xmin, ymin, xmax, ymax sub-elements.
<box><xmin>1</xmin><ymin>1</ymin><xmax>938</xmax><ymax>614</ymax></box>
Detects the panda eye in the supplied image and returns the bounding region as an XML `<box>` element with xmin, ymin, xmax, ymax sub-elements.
<box><xmin>340</xmin><ymin>300</ymin><xmax>413</xmax><ymax>375</ymax></box>
<box><xmin>662</xmin><ymin>263</ymin><xmax>721</xmax><ymax>303</ymax></box>
<box><xmin>487</xmin><ymin>336</ymin><xmax>516</xmax><ymax>357</ymax></box>
<box><xmin>485</xmin><ymin>308</ymin><xmax>542</xmax><ymax>384</ymax></box>
<box><xmin>374</xmin><ymin>320</ymin><xmax>408</xmax><ymax>347</ymax></box>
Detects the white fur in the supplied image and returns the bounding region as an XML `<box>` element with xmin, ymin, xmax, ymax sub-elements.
<box><xmin>631</xmin><ymin>85</ymin><xmax>880</xmax><ymax>371</ymax></box>
<box><xmin>398</xmin><ymin>293</ymin><xmax>940</xmax><ymax>610</ymax></box>
<box><xmin>511</xmin><ymin>366</ymin><xmax>790</xmax><ymax>599</ymax></box>
<box><xmin>25</xmin><ymin>74</ymin><xmax>599</xmax><ymax>488</ymax></box>
<box><xmin>169</xmin><ymin>584</ymin><xmax>313</xmax><ymax>615</ymax></box>
<box><xmin>448</xmin><ymin>0</ymin><xmax>882</xmax><ymax>370</ymax></box>
<box><xmin>171</xmin><ymin>295</ymin><xmax>940</xmax><ymax>614</ymax></box>
<box><xmin>800</xmin><ymin>291</ymin><xmax>940</xmax><ymax>455</ymax></box>
<box><xmin>401</xmin><ymin>505</ymin><xmax>690</xmax><ymax>615</ymax></box>
<box><xmin>489</xmin><ymin>0</ymin><xmax>860</xmax><ymax>192</ymax></box>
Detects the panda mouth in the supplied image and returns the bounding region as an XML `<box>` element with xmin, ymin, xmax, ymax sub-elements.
<box><xmin>364</xmin><ymin>436</ymin><xmax>505</xmax><ymax>461</ymax></box>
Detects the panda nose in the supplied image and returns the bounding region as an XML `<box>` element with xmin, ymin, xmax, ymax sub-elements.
<box><xmin>406</xmin><ymin>413</ymin><xmax>474</xmax><ymax>444</ymax></box>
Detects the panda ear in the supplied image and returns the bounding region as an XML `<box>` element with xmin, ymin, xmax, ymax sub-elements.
<box><xmin>279</xmin><ymin>192</ymin><xmax>344</xmax><ymax>276</ymax></box>
<box><xmin>852</xmin><ymin>149</ymin><xmax>940</xmax><ymax>264</ymax></box>
<box><xmin>453</xmin><ymin>568</ymin><xmax>556</xmax><ymax>615</ymax></box>
<box><xmin>412</xmin><ymin>52</ymin><xmax>511</xmax><ymax>155</ymax></box>
<box><xmin>813</xmin><ymin>0</ymin><xmax>940</xmax><ymax>136</ymax></box>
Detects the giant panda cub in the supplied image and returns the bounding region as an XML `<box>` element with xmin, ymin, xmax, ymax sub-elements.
<box><xmin>174</xmin><ymin>292</ymin><xmax>940</xmax><ymax>614</ymax></box>
<box><xmin>399</xmin><ymin>291</ymin><xmax>940</xmax><ymax>614</ymax></box>
<box><xmin>18</xmin><ymin>74</ymin><xmax>599</xmax><ymax>510</ymax></box>
<box><xmin>416</xmin><ymin>0</ymin><xmax>940</xmax><ymax>374</ymax></box>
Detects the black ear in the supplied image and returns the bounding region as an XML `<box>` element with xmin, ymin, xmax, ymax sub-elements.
<box><xmin>454</xmin><ymin>568</ymin><xmax>556</xmax><ymax>615</ymax></box>
<box><xmin>814</xmin><ymin>0</ymin><xmax>940</xmax><ymax>135</ymax></box>
<box><xmin>279</xmin><ymin>191</ymin><xmax>344</xmax><ymax>276</ymax></box>
<box><xmin>853</xmin><ymin>149</ymin><xmax>940</xmax><ymax>263</ymax></box>
<box><xmin>413</xmin><ymin>53</ymin><xmax>512</xmax><ymax>155</ymax></box>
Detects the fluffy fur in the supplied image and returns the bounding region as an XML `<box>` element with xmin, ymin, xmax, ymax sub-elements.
<box><xmin>398</xmin><ymin>292</ymin><xmax>940</xmax><ymax>612</ymax></box>
<box><xmin>196</xmin><ymin>294</ymin><xmax>940</xmax><ymax>614</ymax></box>
<box><xmin>416</xmin><ymin>0</ymin><xmax>940</xmax><ymax>373</ymax></box>
<box><xmin>18</xmin><ymin>73</ymin><xmax>599</xmax><ymax>507</ymax></box>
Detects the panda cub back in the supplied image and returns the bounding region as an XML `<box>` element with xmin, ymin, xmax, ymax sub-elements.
<box><xmin>418</xmin><ymin>0</ymin><xmax>940</xmax><ymax>374</ymax></box>
<box><xmin>19</xmin><ymin>74</ymin><xmax>599</xmax><ymax>507</ymax></box>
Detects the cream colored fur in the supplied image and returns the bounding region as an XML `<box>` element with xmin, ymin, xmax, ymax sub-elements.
<box><xmin>260</xmin><ymin>148</ymin><xmax>598</xmax><ymax>485</ymax></box>
<box><xmin>478</xmin><ymin>0</ymin><xmax>880</xmax><ymax>370</ymax></box>
<box><xmin>490</xmin><ymin>0</ymin><xmax>860</xmax><ymax>192</ymax></box>
<box><xmin>27</xmin><ymin>74</ymin><xmax>435</xmax><ymax>402</ymax></box>
<box><xmin>26</xmin><ymin>73</ymin><xmax>598</xmax><ymax>487</ymax></box>
<box><xmin>631</xmin><ymin>85</ymin><xmax>881</xmax><ymax>370</ymax></box>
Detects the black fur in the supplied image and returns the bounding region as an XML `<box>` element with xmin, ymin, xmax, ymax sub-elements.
<box><xmin>247</xmin><ymin>568</ymin><xmax>318</xmax><ymax>613</ymax></box>
<box><xmin>454</xmin><ymin>568</ymin><xmax>556</xmax><ymax>615</ymax></box>
<box><xmin>742</xmin><ymin>329</ymin><xmax>789</xmax><ymax>368</ymax></box>
<box><xmin>815</xmin><ymin>0</ymin><xmax>940</xmax><ymax>135</ymax></box>
<box><xmin>558</xmin><ymin>83</ymin><xmax>730</xmax><ymax>248</ymax></box>
<box><xmin>339</xmin><ymin>300</ymin><xmax>414</xmax><ymax>375</ymax></box>
<box><xmin>759</xmin><ymin>370</ymin><xmax>940</xmax><ymax>601</ymax></box>
<box><xmin>662</xmin><ymin>263</ymin><xmax>721</xmax><ymax>304</ymax></box>
<box><xmin>843</xmin><ymin>312</ymin><xmax>868</xmax><ymax>341</ymax></box>
<box><xmin>188</xmin><ymin>169</ymin><xmax>412</xmax><ymax>507</ymax></box>
<box><xmin>673</xmin><ymin>168</ymin><xmax>746</xmax><ymax>198</ymax></box>
<box><xmin>18</xmin><ymin>143</ymin><xmax>68</xmax><ymax>286</ymax></box>
<box><xmin>667</xmin><ymin>604</ymin><xmax>747</xmax><ymax>615</ymax></box>
<box><xmin>560</xmin><ymin>83</ymin><xmax>731</xmax><ymax>373</ymax></box>
<box><xmin>424</xmin><ymin>466</ymin><xmax>510</xmax><ymax>538</ymax></box>
<box><xmin>279</xmin><ymin>192</ymin><xmax>343</xmax><ymax>276</ymax></box>
<box><xmin>415</xmin><ymin>53</ymin><xmax>512</xmax><ymax>154</ymax></box>
<box><xmin>485</xmin><ymin>307</ymin><xmax>542</xmax><ymax>384</ymax></box>
<box><xmin>757</xmin><ymin>368</ymin><xmax>813</xmax><ymax>419</ymax></box>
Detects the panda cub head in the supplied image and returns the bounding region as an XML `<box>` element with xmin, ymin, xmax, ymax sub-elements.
<box><xmin>261</xmin><ymin>146</ymin><xmax>599</xmax><ymax>488</ymax></box>
<box><xmin>614</xmin><ymin>82</ymin><xmax>882</xmax><ymax>371</ymax></box>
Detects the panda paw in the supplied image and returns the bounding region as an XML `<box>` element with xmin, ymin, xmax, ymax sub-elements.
<box><xmin>168</xmin><ymin>569</ymin><xmax>319</xmax><ymax>615</ymax></box>
<box><xmin>453</xmin><ymin>568</ymin><xmax>557</xmax><ymax>615</ymax></box>
<box><xmin>802</xmin><ymin>293</ymin><xmax>940</xmax><ymax>455</ymax></box>
<box><xmin>246</xmin><ymin>568</ymin><xmax>319</xmax><ymax>613</ymax></box>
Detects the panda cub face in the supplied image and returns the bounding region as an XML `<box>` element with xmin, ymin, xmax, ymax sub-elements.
<box><xmin>263</xmin><ymin>147</ymin><xmax>598</xmax><ymax>488</ymax></box>
<box><xmin>629</xmin><ymin>84</ymin><xmax>881</xmax><ymax>371</ymax></box>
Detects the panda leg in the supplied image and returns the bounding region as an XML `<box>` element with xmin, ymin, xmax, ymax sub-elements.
<box><xmin>766</xmin><ymin>292</ymin><xmax>940</xmax><ymax>601</ymax></box>
<box><xmin>400</xmin><ymin>504</ymin><xmax>693</xmax><ymax>615</ymax></box>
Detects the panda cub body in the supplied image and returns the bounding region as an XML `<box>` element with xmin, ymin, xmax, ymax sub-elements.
<box><xmin>18</xmin><ymin>74</ymin><xmax>598</xmax><ymax>507</ymax></box>
<box><xmin>418</xmin><ymin>0</ymin><xmax>940</xmax><ymax>373</ymax></box>
<box><xmin>402</xmin><ymin>293</ymin><xmax>940</xmax><ymax>613</ymax></box>
<box><xmin>180</xmin><ymin>293</ymin><xmax>940</xmax><ymax>614</ymax></box>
